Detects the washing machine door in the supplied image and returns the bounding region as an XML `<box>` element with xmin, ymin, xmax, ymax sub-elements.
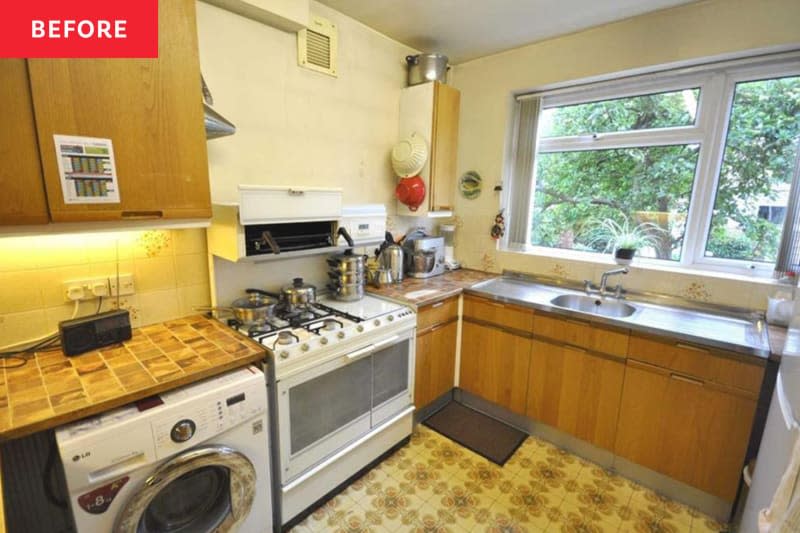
<box><xmin>114</xmin><ymin>445</ymin><xmax>256</xmax><ymax>533</ymax></box>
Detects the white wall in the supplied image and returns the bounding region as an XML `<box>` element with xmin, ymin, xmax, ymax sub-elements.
<box><xmin>450</xmin><ymin>0</ymin><xmax>800</xmax><ymax>309</ymax></box>
<box><xmin>196</xmin><ymin>1</ymin><xmax>420</xmax><ymax>296</ymax></box>
<box><xmin>195</xmin><ymin>0</ymin><xmax>417</xmax><ymax>207</ymax></box>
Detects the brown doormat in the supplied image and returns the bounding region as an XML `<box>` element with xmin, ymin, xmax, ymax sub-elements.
<box><xmin>423</xmin><ymin>401</ymin><xmax>526</xmax><ymax>466</ymax></box>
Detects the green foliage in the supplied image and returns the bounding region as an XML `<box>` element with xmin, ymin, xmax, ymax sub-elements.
<box><xmin>585</xmin><ymin>217</ymin><xmax>664</xmax><ymax>252</ymax></box>
<box><xmin>532</xmin><ymin>76</ymin><xmax>800</xmax><ymax>264</ymax></box>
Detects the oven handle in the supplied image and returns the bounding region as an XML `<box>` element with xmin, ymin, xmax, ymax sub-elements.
<box><xmin>345</xmin><ymin>345</ymin><xmax>375</xmax><ymax>361</ymax></box>
<box><xmin>344</xmin><ymin>335</ymin><xmax>402</xmax><ymax>362</ymax></box>
<box><xmin>372</xmin><ymin>335</ymin><xmax>401</xmax><ymax>351</ymax></box>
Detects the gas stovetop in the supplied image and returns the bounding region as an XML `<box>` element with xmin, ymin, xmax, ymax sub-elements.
<box><xmin>226</xmin><ymin>295</ymin><xmax>416</xmax><ymax>374</ymax></box>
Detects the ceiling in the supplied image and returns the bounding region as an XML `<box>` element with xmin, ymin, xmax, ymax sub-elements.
<box><xmin>317</xmin><ymin>0</ymin><xmax>699</xmax><ymax>64</ymax></box>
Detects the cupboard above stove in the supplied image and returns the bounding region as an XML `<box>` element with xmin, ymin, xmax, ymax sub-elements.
<box><xmin>0</xmin><ymin>0</ymin><xmax>210</xmax><ymax>227</ymax></box>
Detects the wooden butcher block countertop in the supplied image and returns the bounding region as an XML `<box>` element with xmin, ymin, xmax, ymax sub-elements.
<box><xmin>0</xmin><ymin>315</ymin><xmax>265</xmax><ymax>442</ymax></box>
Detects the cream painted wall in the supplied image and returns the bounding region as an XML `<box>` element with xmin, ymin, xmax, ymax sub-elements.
<box><xmin>450</xmin><ymin>0</ymin><xmax>800</xmax><ymax>310</ymax></box>
<box><xmin>195</xmin><ymin>0</ymin><xmax>417</xmax><ymax>207</ymax></box>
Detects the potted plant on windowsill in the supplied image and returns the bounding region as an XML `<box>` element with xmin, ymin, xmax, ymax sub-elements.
<box><xmin>588</xmin><ymin>217</ymin><xmax>663</xmax><ymax>265</ymax></box>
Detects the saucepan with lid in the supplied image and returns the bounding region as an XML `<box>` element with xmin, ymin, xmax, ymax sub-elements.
<box><xmin>196</xmin><ymin>289</ymin><xmax>277</xmax><ymax>325</ymax></box>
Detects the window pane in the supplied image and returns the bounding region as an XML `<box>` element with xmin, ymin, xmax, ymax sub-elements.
<box><xmin>705</xmin><ymin>76</ymin><xmax>800</xmax><ymax>263</ymax></box>
<box><xmin>539</xmin><ymin>89</ymin><xmax>699</xmax><ymax>138</ymax></box>
<box><xmin>531</xmin><ymin>145</ymin><xmax>699</xmax><ymax>261</ymax></box>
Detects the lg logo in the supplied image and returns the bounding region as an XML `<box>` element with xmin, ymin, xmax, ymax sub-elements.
<box><xmin>72</xmin><ymin>451</ymin><xmax>91</xmax><ymax>462</ymax></box>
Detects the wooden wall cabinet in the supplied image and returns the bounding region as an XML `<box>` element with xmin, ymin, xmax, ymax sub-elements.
<box><xmin>460</xmin><ymin>296</ymin><xmax>533</xmax><ymax>415</ymax></box>
<box><xmin>6</xmin><ymin>0</ymin><xmax>210</xmax><ymax>225</ymax></box>
<box><xmin>0</xmin><ymin>60</ymin><xmax>49</xmax><ymax>225</ymax></box>
<box><xmin>414</xmin><ymin>297</ymin><xmax>459</xmax><ymax>409</ymax></box>
<box><xmin>614</xmin><ymin>335</ymin><xmax>765</xmax><ymax>502</ymax></box>
<box><xmin>396</xmin><ymin>81</ymin><xmax>460</xmax><ymax>217</ymax></box>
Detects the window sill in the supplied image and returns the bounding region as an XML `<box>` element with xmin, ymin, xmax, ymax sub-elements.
<box><xmin>498</xmin><ymin>244</ymin><xmax>781</xmax><ymax>288</ymax></box>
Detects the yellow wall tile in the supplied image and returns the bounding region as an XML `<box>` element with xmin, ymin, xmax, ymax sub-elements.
<box><xmin>0</xmin><ymin>229</ymin><xmax>210</xmax><ymax>348</ymax></box>
<box><xmin>0</xmin><ymin>271</ymin><xmax>44</xmax><ymax>313</ymax></box>
<box><xmin>134</xmin><ymin>256</ymin><xmax>177</xmax><ymax>292</ymax></box>
<box><xmin>173</xmin><ymin>229</ymin><xmax>207</xmax><ymax>255</ymax></box>
<box><xmin>174</xmin><ymin>253</ymin><xmax>209</xmax><ymax>288</ymax></box>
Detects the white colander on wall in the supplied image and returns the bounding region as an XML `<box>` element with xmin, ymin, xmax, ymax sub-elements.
<box><xmin>391</xmin><ymin>132</ymin><xmax>428</xmax><ymax>178</ymax></box>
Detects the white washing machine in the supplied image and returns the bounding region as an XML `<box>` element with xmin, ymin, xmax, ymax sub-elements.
<box><xmin>56</xmin><ymin>366</ymin><xmax>272</xmax><ymax>533</ymax></box>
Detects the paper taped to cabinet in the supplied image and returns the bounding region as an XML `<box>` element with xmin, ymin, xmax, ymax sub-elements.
<box><xmin>54</xmin><ymin>135</ymin><xmax>120</xmax><ymax>204</ymax></box>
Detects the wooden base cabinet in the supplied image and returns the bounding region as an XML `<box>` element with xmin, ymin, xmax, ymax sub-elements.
<box><xmin>614</xmin><ymin>360</ymin><xmax>758</xmax><ymax>501</ymax></box>
<box><xmin>460</xmin><ymin>321</ymin><xmax>531</xmax><ymax>415</ymax></box>
<box><xmin>527</xmin><ymin>339</ymin><xmax>624</xmax><ymax>451</ymax></box>
<box><xmin>414</xmin><ymin>297</ymin><xmax>459</xmax><ymax>409</ymax></box>
<box><xmin>415</xmin><ymin>321</ymin><xmax>457</xmax><ymax>408</ymax></box>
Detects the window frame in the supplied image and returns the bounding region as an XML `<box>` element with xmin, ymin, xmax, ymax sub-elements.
<box><xmin>512</xmin><ymin>54</ymin><xmax>800</xmax><ymax>277</ymax></box>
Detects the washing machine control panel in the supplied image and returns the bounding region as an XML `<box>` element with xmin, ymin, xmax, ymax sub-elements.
<box><xmin>152</xmin><ymin>378</ymin><xmax>265</xmax><ymax>457</ymax></box>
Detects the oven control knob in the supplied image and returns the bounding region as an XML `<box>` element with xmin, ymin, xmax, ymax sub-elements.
<box><xmin>387</xmin><ymin>315</ymin><xmax>394</xmax><ymax>322</ymax></box>
<box><xmin>280</xmin><ymin>350</ymin><xmax>290</xmax><ymax>359</ymax></box>
<box><xmin>373</xmin><ymin>319</ymin><xmax>381</xmax><ymax>326</ymax></box>
<box><xmin>320</xmin><ymin>337</ymin><xmax>329</xmax><ymax>345</ymax></box>
<box><xmin>301</xmin><ymin>343</ymin><xmax>309</xmax><ymax>352</ymax></box>
<box><xmin>356</xmin><ymin>325</ymin><xmax>364</xmax><ymax>332</ymax></box>
<box><xmin>170</xmin><ymin>419</ymin><xmax>196</xmax><ymax>443</ymax></box>
<box><xmin>337</xmin><ymin>331</ymin><xmax>346</xmax><ymax>339</ymax></box>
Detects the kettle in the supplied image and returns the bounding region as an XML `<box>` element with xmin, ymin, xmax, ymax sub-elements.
<box><xmin>377</xmin><ymin>232</ymin><xmax>404</xmax><ymax>284</ymax></box>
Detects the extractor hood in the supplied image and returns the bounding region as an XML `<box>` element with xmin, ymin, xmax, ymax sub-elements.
<box><xmin>202</xmin><ymin>74</ymin><xmax>236</xmax><ymax>140</ymax></box>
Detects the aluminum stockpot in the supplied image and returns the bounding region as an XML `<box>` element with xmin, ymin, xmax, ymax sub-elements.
<box><xmin>327</xmin><ymin>270</ymin><xmax>366</xmax><ymax>285</ymax></box>
<box><xmin>327</xmin><ymin>282</ymin><xmax>365</xmax><ymax>301</ymax></box>
<box><xmin>326</xmin><ymin>251</ymin><xmax>367</xmax><ymax>274</ymax></box>
<box><xmin>405</xmin><ymin>53</ymin><xmax>449</xmax><ymax>86</ymax></box>
<box><xmin>281</xmin><ymin>277</ymin><xmax>316</xmax><ymax>307</ymax></box>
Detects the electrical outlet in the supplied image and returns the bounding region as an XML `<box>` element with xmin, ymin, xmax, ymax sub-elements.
<box><xmin>63</xmin><ymin>274</ymin><xmax>135</xmax><ymax>302</ymax></box>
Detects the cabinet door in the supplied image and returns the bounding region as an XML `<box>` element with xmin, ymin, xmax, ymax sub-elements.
<box><xmin>414</xmin><ymin>321</ymin><xmax>457</xmax><ymax>408</ymax></box>
<box><xmin>460</xmin><ymin>321</ymin><xmax>531</xmax><ymax>415</ymax></box>
<box><xmin>28</xmin><ymin>0</ymin><xmax>210</xmax><ymax>222</ymax></box>
<box><xmin>527</xmin><ymin>339</ymin><xmax>624</xmax><ymax>451</ymax></box>
<box><xmin>0</xmin><ymin>60</ymin><xmax>49</xmax><ymax>225</ymax></box>
<box><xmin>614</xmin><ymin>360</ymin><xmax>757</xmax><ymax>501</ymax></box>
<box><xmin>429</xmin><ymin>82</ymin><xmax>459</xmax><ymax>211</ymax></box>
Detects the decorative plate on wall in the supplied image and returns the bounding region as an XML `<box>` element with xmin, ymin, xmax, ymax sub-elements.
<box><xmin>459</xmin><ymin>171</ymin><xmax>482</xmax><ymax>199</ymax></box>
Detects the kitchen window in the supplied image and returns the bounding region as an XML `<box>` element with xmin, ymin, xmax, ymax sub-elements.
<box><xmin>507</xmin><ymin>53</ymin><xmax>800</xmax><ymax>275</ymax></box>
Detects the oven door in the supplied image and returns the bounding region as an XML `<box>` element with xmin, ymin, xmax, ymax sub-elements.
<box><xmin>276</xmin><ymin>328</ymin><xmax>415</xmax><ymax>483</ymax></box>
<box><xmin>371</xmin><ymin>331</ymin><xmax>414</xmax><ymax>427</ymax></box>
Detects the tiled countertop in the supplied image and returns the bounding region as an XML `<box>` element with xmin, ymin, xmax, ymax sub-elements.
<box><xmin>366</xmin><ymin>269</ymin><xmax>497</xmax><ymax>307</ymax></box>
<box><xmin>0</xmin><ymin>315</ymin><xmax>265</xmax><ymax>441</ymax></box>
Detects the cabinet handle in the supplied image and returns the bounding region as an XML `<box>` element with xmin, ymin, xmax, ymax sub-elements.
<box><xmin>563</xmin><ymin>343</ymin><xmax>587</xmax><ymax>353</ymax></box>
<box><xmin>121</xmin><ymin>210</ymin><xmax>163</xmax><ymax>219</ymax></box>
<box><xmin>675</xmin><ymin>342</ymin><xmax>709</xmax><ymax>353</ymax></box>
<box><xmin>670</xmin><ymin>373</ymin><xmax>704</xmax><ymax>386</ymax></box>
<box><xmin>432</xmin><ymin>301</ymin><xmax>444</xmax><ymax>309</ymax></box>
<box><xmin>430</xmin><ymin>324</ymin><xmax>443</xmax><ymax>332</ymax></box>
<box><xmin>487</xmin><ymin>301</ymin><xmax>505</xmax><ymax>308</ymax></box>
<box><xmin>565</xmin><ymin>318</ymin><xmax>587</xmax><ymax>327</ymax></box>
<box><xmin>288</xmin><ymin>189</ymin><xmax>305</xmax><ymax>196</ymax></box>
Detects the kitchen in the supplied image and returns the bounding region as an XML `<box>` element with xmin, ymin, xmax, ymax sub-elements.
<box><xmin>0</xmin><ymin>0</ymin><xmax>799</xmax><ymax>532</ymax></box>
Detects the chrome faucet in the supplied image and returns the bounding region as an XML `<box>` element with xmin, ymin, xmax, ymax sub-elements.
<box><xmin>584</xmin><ymin>267</ymin><xmax>629</xmax><ymax>298</ymax></box>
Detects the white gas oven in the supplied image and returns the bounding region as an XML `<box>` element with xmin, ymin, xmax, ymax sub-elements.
<box><xmin>225</xmin><ymin>294</ymin><xmax>416</xmax><ymax>529</ymax></box>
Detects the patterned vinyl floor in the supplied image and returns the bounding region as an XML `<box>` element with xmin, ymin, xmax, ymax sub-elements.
<box><xmin>289</xmin><ymin>424</ymin><xmax>728</xmax><ymax>532</ymax></box>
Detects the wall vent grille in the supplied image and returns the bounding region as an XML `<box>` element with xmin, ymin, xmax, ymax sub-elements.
<box><xmin>298</xmin><ymin>16</ymin><xmax>337</xmax><ymax>77</ymax></box>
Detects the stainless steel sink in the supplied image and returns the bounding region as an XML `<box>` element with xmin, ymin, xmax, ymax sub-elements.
<box><xmin>550</xmin><ymin>294</ymin><xmax>637</xmax><ymax>318</ymax></box>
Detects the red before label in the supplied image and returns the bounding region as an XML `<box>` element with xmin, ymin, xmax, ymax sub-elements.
<box><xmin>78</xmin><ymin>476</ymin><xmax>129</xmax><ymax>514</ymax></box>
<box><xmin>0</xmin><ymin>1</ymin><xmax>158</xmax><ymax>58</ymax></box>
